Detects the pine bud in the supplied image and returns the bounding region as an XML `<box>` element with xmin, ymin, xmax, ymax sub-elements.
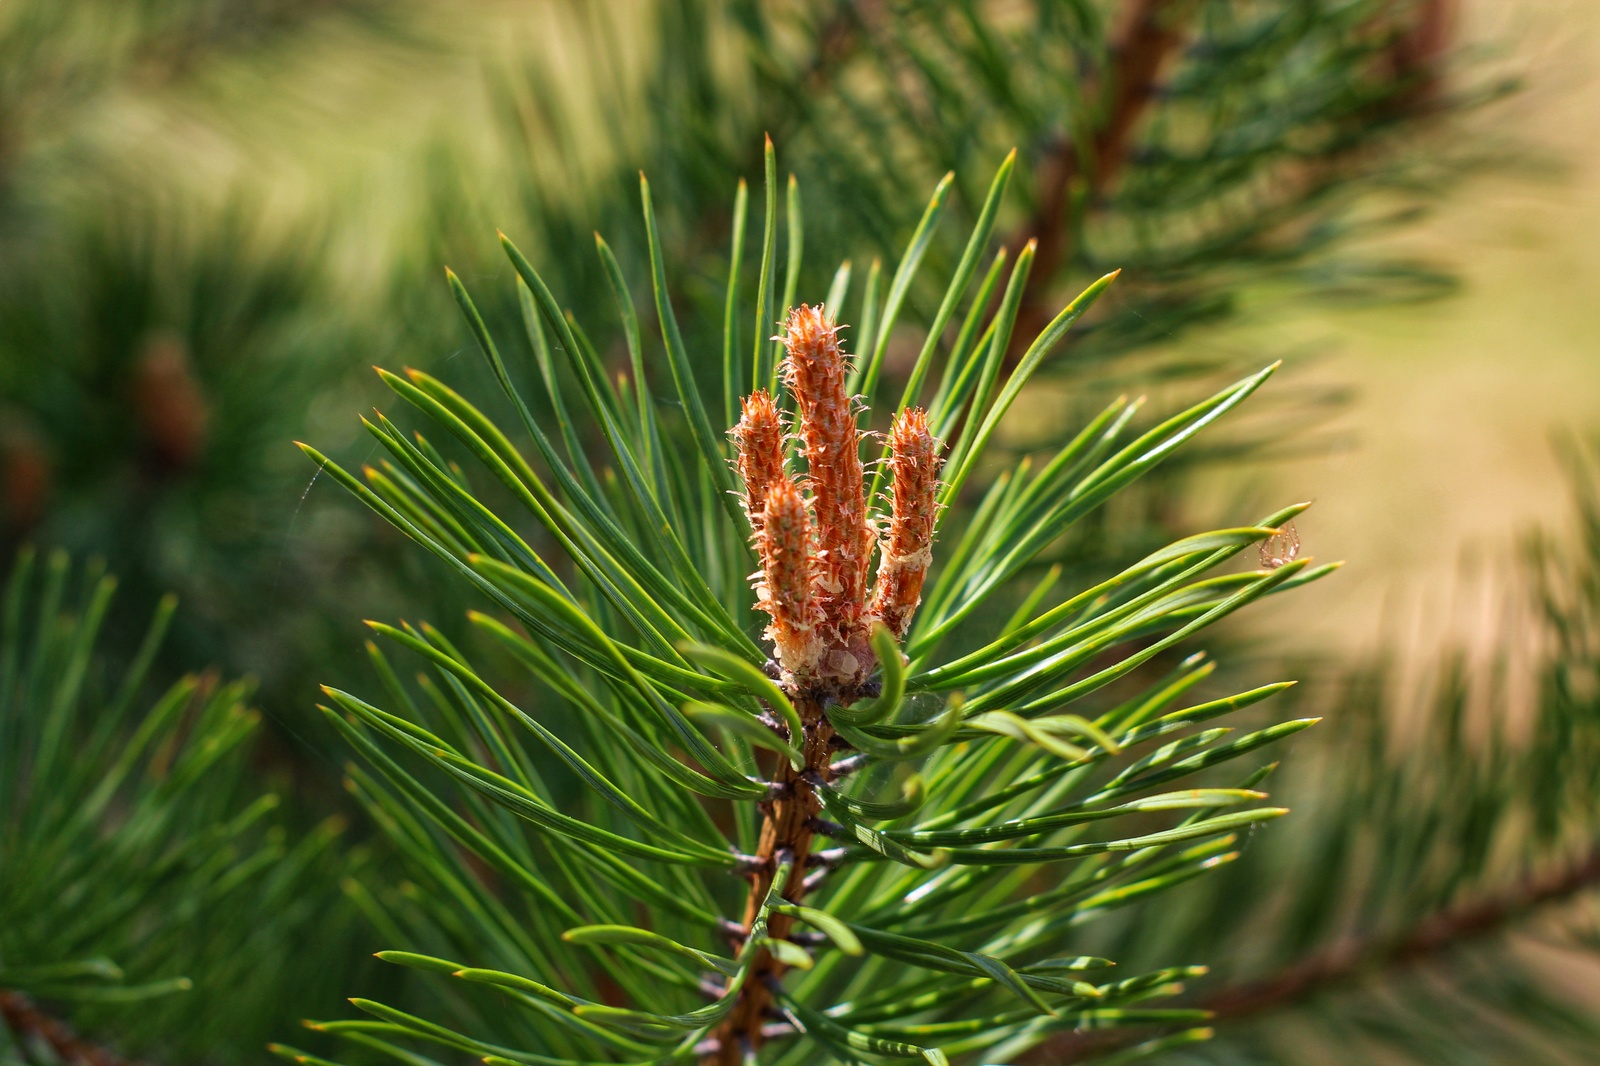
<box><xmin>755</xmin><ymin>479</ymin><xmax>823</xmax><ymax>682</ymax></box>
<box><xmin>731</xmin><ymin>389</ymin><xmax>786</xmax><ymax>535</ymax></box>
<box><xmin>872</xmin><ymin>407</ymin><xmax>942</xmax><ymax>639</ymax></box>
<box><xmin>780</xmin><ymin>304</ymin><xmax>873</xmax><ymax>644</ymax></box>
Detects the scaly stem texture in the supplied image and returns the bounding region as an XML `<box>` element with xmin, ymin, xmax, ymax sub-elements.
<box><xmin>714</xmin><ymin>700</ymin><xmax>834</xmax><ymax>1065</ymax></box>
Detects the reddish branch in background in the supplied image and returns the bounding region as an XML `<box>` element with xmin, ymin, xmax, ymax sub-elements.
<box><xmin>1010</xmin><ymin>0</ymin><xmax>1188</xmax><ymax>360</ymax></box>
<box><xmin>1029</xmin><ymin>842</ymin><xmax>1600</xmax><ymax>1063</ymax></box>
<box><xmin>0</xmin><ymin>420</ymin><xmax>50</xmax><ymax>532</ymax></box>
<box><xmin>0</xmin><ymin>990</ymin><xmax>144</xmax><ymax>1066</ymax></box>
<box><xmin>714</xmin><ymin>303</ymin><xmax>942</xmax><ymax>1065</ymax></box>
<box><xmin>1009</xmin><ymin>0</ymin><xmax>1454</xmax><ymax>365</ymax></box>
<box><xmin>133</xmin><ymin>333</ymin><xmax>209</xmax><ymax>470</ymax></box>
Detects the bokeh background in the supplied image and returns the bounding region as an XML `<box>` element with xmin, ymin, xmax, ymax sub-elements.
<box><xmin>1223</xmin><ymin>0</ymin><xmax>1600</xmax><ymax>654</ymax></box>
<box><xmin>4</xmin><ymin>0</ymin><xmax>1600</xmax><ymax>1063</ymax></box>
<box><xmin>8</xmin><ymin>0</ymin><xmax>1597</xmax><ymax>695</ymax></box>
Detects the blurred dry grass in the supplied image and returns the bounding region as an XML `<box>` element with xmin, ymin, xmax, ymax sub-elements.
<box><xmin>1185</xmin><ymin>0</ymin><xmax>1600</xmax><ymax>660</ymax></box>
<box><xmin>71</xmin><ymin>2</ymin><xmax>666</xmax><ymax>296</ymax></box>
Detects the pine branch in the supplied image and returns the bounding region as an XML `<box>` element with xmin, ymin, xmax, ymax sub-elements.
<box><xmin>0</xmin><ymin>548</ymin><xmax>357</xmax><ymax>1063</ymax></box>
<box><xmin>1004</xmin><ymin>0</ymin><xmax>1465</xmax><ymax>369</ymax></box>
<box><xmin>300</xmin><ymin>157</ymin><xmax>1326</xmax><ymax>1066</ymax></box>
<box><xmin>711</xmin><ymin>305</ymin><xmax>920</xmax><ymax>1064</ymax></box>
<box><xmin>0</xmin><ymin>990</ymin><xmax>146</xmax><ymax>1066</ymax></box>
<box><xmin>1206</xmin><ymin>845</ymin><xmax>1600</xmax><ymax>1018</ymax></box>
<box><xmin>1032</xmin><ymin>842</ymin><xmax>1600</xmax><ymax>1062</ymax></box>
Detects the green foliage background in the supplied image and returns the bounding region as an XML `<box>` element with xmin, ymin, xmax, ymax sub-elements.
<box><xmin>10</xmin><ymin>2</ymin><xmax>1600</xmax><ymax>1066</ymax></box>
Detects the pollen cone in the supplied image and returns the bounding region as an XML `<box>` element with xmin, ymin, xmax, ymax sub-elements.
<box><xmin>872</xmin><ymin>407</ymin><xmax>941</xmax><ymax>639</ymax></box>
<box><xmin>731</xmin><ymin>389</ymin><xmax>786</xmax><ymax>536</ymax></box>
<box><xmin>780</xmin><ymin>304</ymin><xmax>873</xmax><ymax>651</ymax></box>
<box><xmin>755</xmin><ymin>478</ymin><xmax>823</xmax><ymax>683</ymax></box>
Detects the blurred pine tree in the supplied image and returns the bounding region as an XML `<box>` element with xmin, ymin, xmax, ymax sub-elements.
<box><xmin>0</xmin><ymin>548</ymin><xmax>367</xmax><ymax>1065</ymax></box>
<box><xmin>0</xmin><ymin>0</ymin><xmax>446</xmax><ymax>721</ymax></box>
<box><xmin>0</xmin><ymin>0</ymin><xmax>1496</xmax><ymax>724</ymax></box>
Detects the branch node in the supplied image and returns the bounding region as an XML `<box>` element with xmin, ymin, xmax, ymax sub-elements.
<box><xmin>831</xmin><ymin>753</ymin><xmax>868</xmax><ymax>776</ymax></box>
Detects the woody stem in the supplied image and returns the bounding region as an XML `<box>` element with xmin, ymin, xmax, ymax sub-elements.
<box><xmin>711</xmin><ymin>696</ymin><xmax>835</xmax><ymax>1066</ymax></box>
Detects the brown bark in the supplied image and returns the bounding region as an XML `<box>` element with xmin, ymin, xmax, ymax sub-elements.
<box><xmin>711</xmin><ymin>699</ymin><xmax>836</xmax><ymax>1065</ymax></box>
<box><xmin>0</xmin><ymin>989</ymin><xmax>145</xmax><ymax>1066</ymax></box>
<box><xmin>1204</xmin><ymin>846</ymin><xmax>1600</xmax><ymax>1021</ymax></box>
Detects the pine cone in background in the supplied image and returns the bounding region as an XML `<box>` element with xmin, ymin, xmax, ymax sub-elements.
<box><xmin>132</xmin><ymin>332</ymin><xmax>209</xmax><ymax>472</ymax></box>
<box><xmin>0</xmin><ymin>415</ymin><xmax>50</xmax><ymax>533</ymax></box>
